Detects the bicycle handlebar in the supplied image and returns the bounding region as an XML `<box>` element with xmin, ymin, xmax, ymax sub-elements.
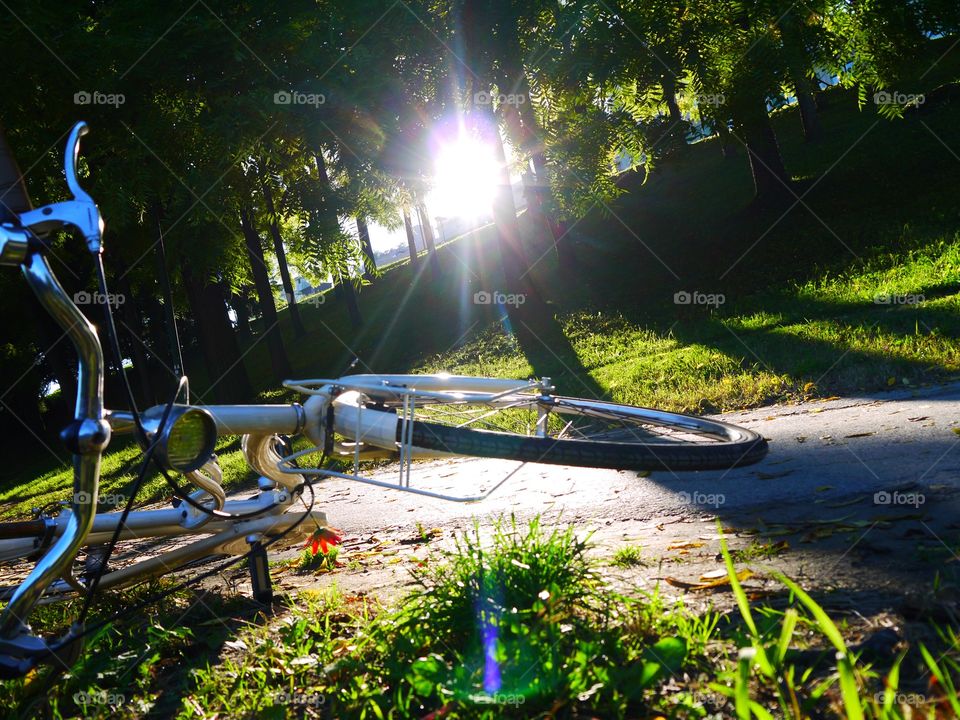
<box><xmin>0</xmin><ymin>124</ymin><xmax>109</xmax><ymax>642</ymax></box>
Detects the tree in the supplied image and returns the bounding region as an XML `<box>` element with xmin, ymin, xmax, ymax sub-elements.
<box><xmin>260</xmin><ymin>171</ymin><xmax>306</xmax><ymax>337</ymax></box>
<box><xmin>403</xmin><ymin>208</ymin><xmax>420</xmax><ymax>269</ymax></box>
<box><xmin>239</xmin><ymin>205</ymin><xmax>293</xmax><ymax>380</ymax></box>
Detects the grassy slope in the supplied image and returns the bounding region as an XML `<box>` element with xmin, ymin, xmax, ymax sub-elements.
<box><xmin>236</xmin><ymin>39</ymin><xmax>960</xmax><ymax>415</ymax></box>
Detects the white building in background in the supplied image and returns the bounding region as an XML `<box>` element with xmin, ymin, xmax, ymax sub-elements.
<box><xmin>293</xmin><ymin>275</ymin><xmax>330</xmax><ymax>301</ymax></box>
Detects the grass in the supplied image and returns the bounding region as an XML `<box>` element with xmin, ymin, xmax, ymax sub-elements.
<box><xmin>610</xmin><ymin>544</ymin><xmax>648</xmax><ymax>568</ymax></box>
<box><xmin>6</xmin><ymin>516</ymin><xmax>960</xmax><ymax>718</ymax></box>
<box><xmin>0</xmin><ymin>436</ymin><xmax>255</xmax><ymax>520</ymax></box>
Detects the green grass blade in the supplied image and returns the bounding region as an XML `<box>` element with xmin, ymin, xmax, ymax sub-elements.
<box><xmin>773</xmin><ymin>573</ymin><xmax>846</xmax><ymax>654</ymax></box>
<box><xmin>882</xmin><ymin>656</ymin><xmax>902</xmax><ymax>716</ymax></box>
<box><xmin>720</xmin><ymin>529</ymin><xmax>774</xmax><ymax>676</ymax></box>
<box><xmin>749</xmin><ymin>700</ymin><xmax>776</xmax><ymax>720</ymax></box>
<box><xmin>775</xmin><ymin>572</ymin><xmax>863</xmax><ymax>720</ymax></box>
<box><xmin>735</xmin><ymin>647</ymin><xmax>754</xmax><ymax>720</ymax></box>
<box><xmin>775</xmin><ymin>608</ymin><xmax>798</xmax><ymax>668</ymax></box>
<box><xmin>920</xmin><ymin>644</ymin><xmax>960</xmax><ymax>717</ymax></box>
<box><xmin>836</xmin><ymin>652</ymin><xmax>864</xmax><ymax>720</ymax></box>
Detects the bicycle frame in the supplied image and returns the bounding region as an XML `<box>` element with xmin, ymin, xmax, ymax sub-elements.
<box><xmin>0</xmin><ymin>121</ymin><xmax>767</xmax><ymax>675</ymax></box>
<box><xmin>0</xmin><ymin>125</ymin><xmax>335</xmax><ymax>669</ymax></box>
<box><xmin>0</xmin><ymin>122</ymin><xmax>548</xmax><ymax>670</ymax></box>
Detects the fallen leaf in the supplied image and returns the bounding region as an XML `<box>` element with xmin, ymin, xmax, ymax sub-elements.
<box><xmin>844</xmin><ymin>432</ymin><xmax>875</xmax><ymax>438</ymax></box>
<box><xmin>664</xmin><ymin>569</ymin><xmax>755</xmax><ymax>591</ymax></box>
<box><xmin>700</xmin><ymin>569</ymin><xmax>728</xmax><ymax>580</ymax></box>
<box><xmin>667</xmin><ymin>541</ymin><xmax>706</xmax><ymax>551</ymax></box>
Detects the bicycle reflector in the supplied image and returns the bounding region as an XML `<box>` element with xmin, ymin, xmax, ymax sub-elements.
<box><xmin>139</xmin><ymin>405</ymin><xmax>217</xmax><ymax>473</ymax></box>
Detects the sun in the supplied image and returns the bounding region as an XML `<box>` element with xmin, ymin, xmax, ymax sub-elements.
<box><xmin>428</xmin><ymin>134</ymin><xmax>501</xmax><ymax>220</ymax></box>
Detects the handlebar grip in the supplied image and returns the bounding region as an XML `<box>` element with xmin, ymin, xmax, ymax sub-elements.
<box><xmin>0</xmin><ymin>122</ymin><xmax>32</xmax><ymax>223</ymax></box>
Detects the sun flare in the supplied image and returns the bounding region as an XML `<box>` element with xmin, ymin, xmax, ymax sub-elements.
<box><xmin>428</xmin><ymin>135</ymin><xmax>501</xmax><ymax>219</ymax></box>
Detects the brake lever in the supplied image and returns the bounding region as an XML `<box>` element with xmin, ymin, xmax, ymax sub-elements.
<box><xmin>18</xmin><ymin>122</ymin><xmax>104</xmax><ymax>254</ymax></box>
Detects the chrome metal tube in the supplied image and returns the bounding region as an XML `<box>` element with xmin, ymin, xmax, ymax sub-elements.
<box><xmin>108</xmin><ymin>404</ymin><xmax>304</xmax><ymax>438</ymax></box>
<box><xmin>203</xmin><ymin>404</ymin><xmax>305</xmax><ymax>436</ymax></box>
<box><xmin>1</xmin><ymin>252</ymin><xmax>107</xmax><ymax>638</ymax></box>
<box><xmin>104</xmin><ymin>409</ymin><xmax>136</xmax><ymax>434</ymax></box>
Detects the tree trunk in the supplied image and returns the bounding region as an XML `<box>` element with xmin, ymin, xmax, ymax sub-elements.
<box><xmin>261</xmin><ymin>182</ymin><xmax>306</xmax><ymax>336</ymax></box>
<box><xmin>792</xmin><ymin>71</ymin><xmax>822</xmax><ymax>142</ymax></box>
<box><xmin>779</xmin><ymin>12</ymin><xmax>822</xmax><ymax>142</ymax></box>
<box><xmin>152</xmin><ymin>203</ymin><xmax>185</xmax><ymax>379</ymax></box>
<box><xmin>112</xmin><ymin>271</ymin><xmax>156</xmax><ymax>407</ymax></box>
<box><xmin>402</xmin><ymin>208</ymin><xmax>420</xmax><ymax>268</ymax></box>
<box><xmin>484</xmin><ymin>110</ymin><xmax>530</xmax><ymax>292</ymax></box>
<box><xmin>734</xmin><ymin>99</ymin><xmax>791</xmax><ymax>206</ymax></box>
<box><xmin>180</xmin><ymin>260</ymin><xmax>253</xmax><ymax>402</ymax></box>
<box><xmin>239</xmin><ymin>206</ymin><xmax>292</xmax><ymax>381</ymax></box>
<box><xmin>716</xmin><ymin>122</ymin><xmax>735</xmax><ymax>159</ymax></box>
<box><xmin>30</xmin><ymin>303</ymin><xmax>77</xmax><ymax>426</ymax></box>
<box><xmin>416</xmin><ymin>202</ymin><xmax>440</xmax><ymax>279</ymax></box>
<box><xmin>232</xmin><ymin>287</ymin><xmax>252</xmax><ymax>344</ymax></box>
<box><xmin>662</xmin><ymin>74</ymin><xmax>683</xmax><ymax>126</ymax></box>
<box><xmin>356</xmin><ymin>217</ymin><xmax>376</xmax><ymax>280</ymax></box>
<box><xmin>313</xmin><ymin>150</ymin><xmax>364</xmax><ymax>326</ymax></box>
<box><xmin>499</xmin><ymin>93</ymin><xmax>555</xmax><ymax>256</ymax></box>
<box><xmin>503</xmin><ymin>67</ymin><xmax>561</xmax><ymax>244</ymax></box>
<box><xmin>337</xmin><ymin>272</ymin><xmax>363</xmax><ymax>327</ymax></box>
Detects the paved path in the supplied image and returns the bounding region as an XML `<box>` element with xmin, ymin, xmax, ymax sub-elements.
<box><xmin>272</xmin><ymin>383</ymin><xmax>960</xmax><ymax>613</ymax></box>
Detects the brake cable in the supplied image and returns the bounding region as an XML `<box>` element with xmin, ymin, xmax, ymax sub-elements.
<box><xmin>74</xmin><ymin>253</ymin><xmax>319</xmax><ymax>628</ymax></box>
<box><xmin>53</xmin><ymin>467</ymin><xmax>320</xmax><ymax>654</ymax></box>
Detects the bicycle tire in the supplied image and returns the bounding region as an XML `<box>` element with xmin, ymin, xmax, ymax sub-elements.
<box><xmin>403</xmin><ymin>396</ymin><xmax>767</xmax><ymax>471</ymax></box>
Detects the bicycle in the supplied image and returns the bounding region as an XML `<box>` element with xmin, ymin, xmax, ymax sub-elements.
<box><xmin>0</xmin><ymin>122</ymin><xmax>767</xmax><ymax>677</ymax></box>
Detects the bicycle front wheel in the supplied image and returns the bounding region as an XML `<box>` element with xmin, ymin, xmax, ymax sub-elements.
<box><xmin>400</xmin><ymin>395</ymin><xmax>767</xmax><ymax>472</ymax></box>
